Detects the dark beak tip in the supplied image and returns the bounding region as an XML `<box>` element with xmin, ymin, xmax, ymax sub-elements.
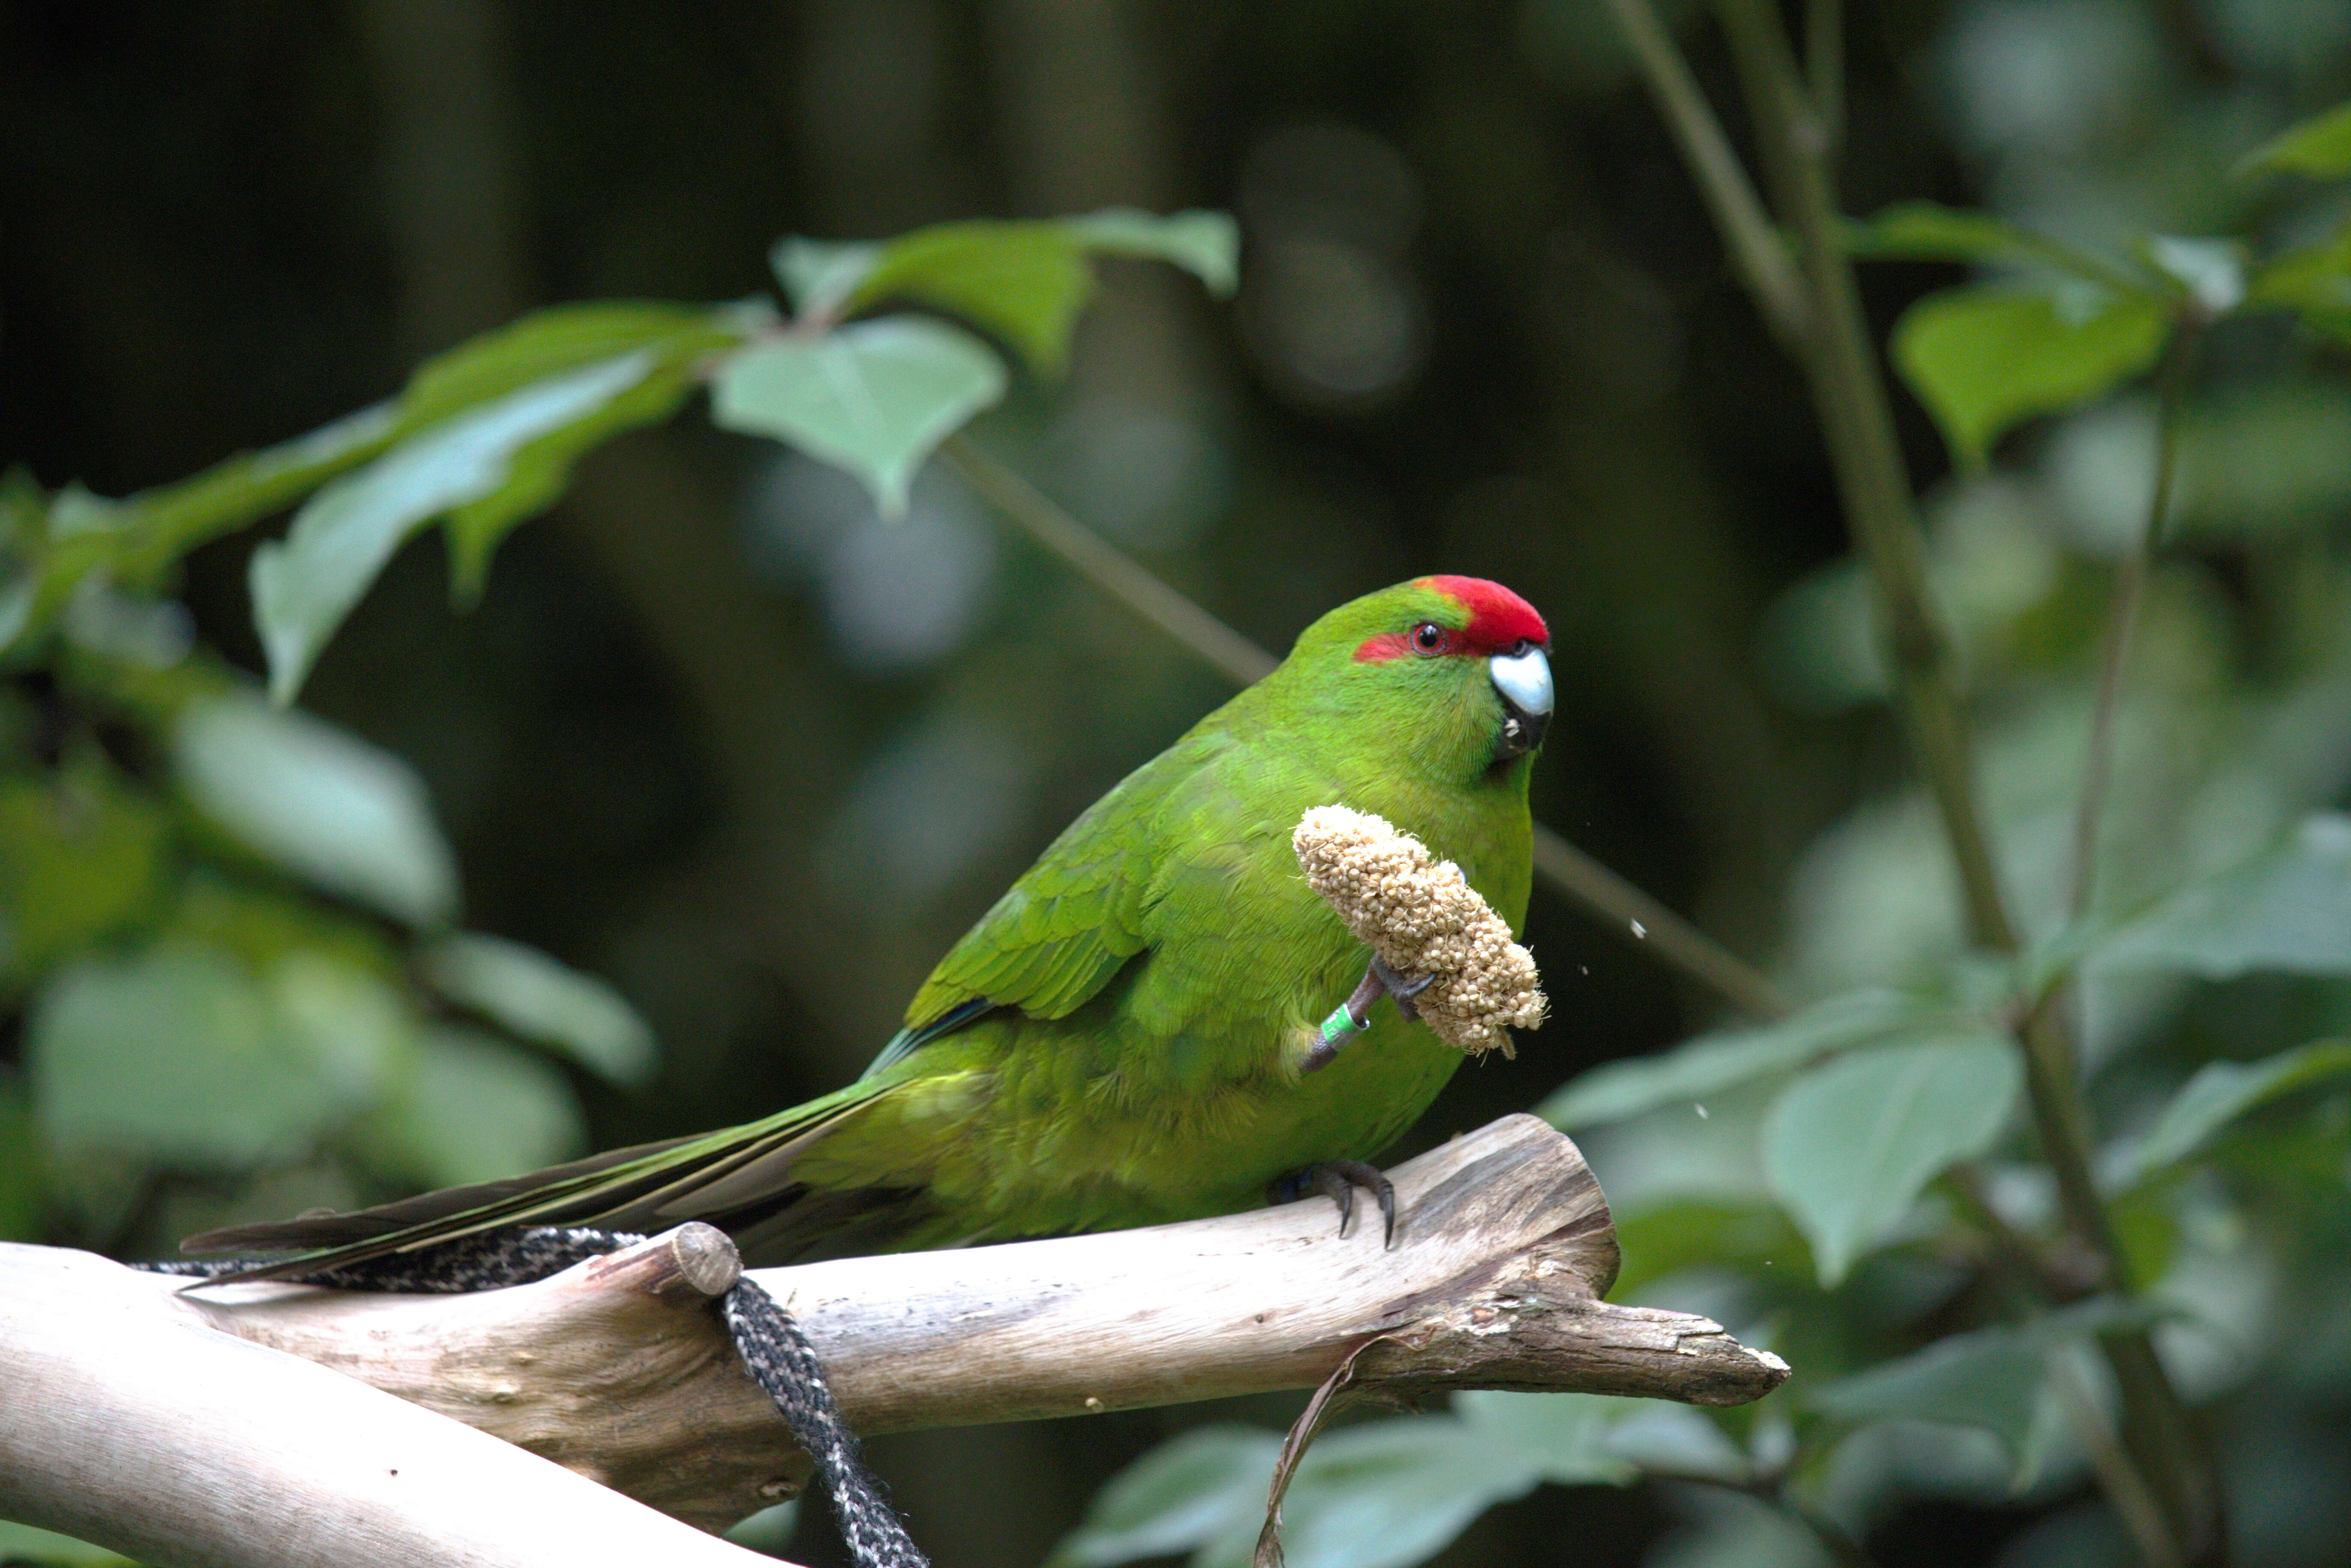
<box><xmin>1495</xmin><ymin>701</ymin><xmax>1548</xmax><ymax>760</ymax></box>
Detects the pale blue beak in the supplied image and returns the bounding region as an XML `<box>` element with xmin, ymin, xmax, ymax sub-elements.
<box><xmin>1490</xmin><ymin>645</ymin><xmax>1552</xmax><ymax>758</ymax></box>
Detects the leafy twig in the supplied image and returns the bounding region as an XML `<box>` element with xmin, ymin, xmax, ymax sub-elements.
<box><xmin>940</xmin><ymin>434</ymin><xmax>1791</xmax><ymax>1021</ymax></box>
<box><xmin>940</xmin><ymin>434</ymin><xmax>1276</xmax><ymax>688</ymax></box>
<box><xmin>1610</xmin><ymin>0</ymin><xmax>2222</xmax><ymax>1556</ymax></box>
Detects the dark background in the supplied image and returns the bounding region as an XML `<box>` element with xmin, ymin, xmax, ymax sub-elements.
<box><xmin>5</xmin><ymin>3</ymin><xmax>2336</xmax><ymax>1565</ymax></box>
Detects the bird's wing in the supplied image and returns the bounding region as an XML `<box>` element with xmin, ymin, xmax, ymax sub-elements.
<box><xmin>862</xmin><ymin>731</ymin><xmax>1227</xmax><ymax>1077</ymax></box>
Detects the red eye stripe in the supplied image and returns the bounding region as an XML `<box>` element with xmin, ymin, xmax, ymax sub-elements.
<box><xmin>1418</xmin><ymin>576</ymin><xmax>1547</xmax><ymax>652</ymax></box>
<box><xmin>1355</xmin><ymin>623</ymin><xmax>1462</xmax><ymax>661</ymax></box>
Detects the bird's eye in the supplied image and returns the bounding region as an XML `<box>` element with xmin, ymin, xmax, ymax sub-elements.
<box><xmin>1411</xmin><ymin>622</ymin><xmax>1447</xmax><ymax>655</ymax></box>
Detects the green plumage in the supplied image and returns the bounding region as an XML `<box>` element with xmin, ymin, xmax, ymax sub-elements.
<box><xmin>191</xmin><ymin>579</ymin><xmax>1542</xmax><ymax>1269</ymax></box>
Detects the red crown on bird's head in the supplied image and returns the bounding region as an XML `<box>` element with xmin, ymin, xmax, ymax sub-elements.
<box><xmin>1352</xmin><ymin>577</ymin><xmax>1548</xmax><ymax>663</ymax></box>
<box><xmin>1418</xmin><ymin>576</ymin><xmax>1547</xmax><ymax>651</ymax></box>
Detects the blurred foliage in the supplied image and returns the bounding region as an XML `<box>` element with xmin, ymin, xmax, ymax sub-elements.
<box><xmin>1061</xmin><ymin>21</ymin><xmax>2351</xmax><ymax>1568</ymax></box>
<box><xmin>7</xmin><ymin>4</ymin><xmax>2351</xmax><ymax>1568</ymax></box>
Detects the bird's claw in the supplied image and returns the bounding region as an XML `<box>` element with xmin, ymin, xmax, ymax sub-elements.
<box><xmin>1270</xmin><ymin>1159</ymin><xmax>1398</xmax><ymax>1248</ymax></box>
<box><xmin>1370</xmin><ymin>956</ymin><xmax>1435</xmax><ymax>1022</ymax></box>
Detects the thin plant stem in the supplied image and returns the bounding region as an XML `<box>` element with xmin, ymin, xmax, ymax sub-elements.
<box><xmin>2049</xmin><ymin>1354</ymin><xmax>2189</xmax><ymax>1568</ymax></box>
<box><xmin>1532</xmin><ymin>829</ymin><xmax>1791</xmax><ymax>1017</ymax></box>
<box><xmin>940</xmin><ymin>434</ymin><xmax>1791</xmax><ymax>1021</ymax></box>
<box><xmin>942</xmin><ymin>434</ymin><xmax>1276</xmax><ymax>688</ymax></box>
<box><xmin>1596</xmin><ymin>0</ymin><xmax>1811</xmax><ymax>350</ymax></box>
<box><xmin>1946</xmin><ymin>1170</ymin><xmax>2186</xmax><ymax>1568</ymax></box>
<box><xmin>2069</xmin><ymin>328</ymin><xmax>2198</xmax><ymax>920</ymax></box>
<box><xmin>1612</xmin><ymin>0</ymin><xmax>2222</xmax><ymax>1556</ymax></box>
<box><xmin>1805</xmin><ymin>0</ymin><xmax>1844</xmax><ymax>152</ymax></box>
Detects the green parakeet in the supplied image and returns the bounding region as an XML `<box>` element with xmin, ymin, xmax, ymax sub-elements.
<box><xmin>190</xmin><ymin>575</ymin><xmax>1553</xmax><ymax>1268</ymax></box>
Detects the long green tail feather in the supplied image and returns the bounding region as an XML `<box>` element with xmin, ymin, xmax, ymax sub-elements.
<box><xmin>179</xmin><ymin>1080</ymin><xmax>900</xmax><ymax>1281</ymax></box>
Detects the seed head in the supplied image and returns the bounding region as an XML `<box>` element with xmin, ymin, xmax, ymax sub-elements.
<box><xmin>1292</xmin><ymin>805</ymin><xmax>1547</xmax><ymax>1057</ymax></box>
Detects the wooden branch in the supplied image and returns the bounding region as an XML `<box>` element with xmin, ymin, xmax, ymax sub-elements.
<box><xmin>0</xmin><ymin>1239</ymin><xmax>774</xmax><ymax>1568</ymax></box>
<box><xmin>0</xmin><ymin>1116</ymin><xmax>1786</xmax><ymax>1568</ymax></box>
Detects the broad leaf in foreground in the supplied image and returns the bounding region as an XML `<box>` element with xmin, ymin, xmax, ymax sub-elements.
<box><xmin>1810</xmin><ymin>1298</ymin><xmax>2151</xmax><ymax>1478</ymax></box>
<box><xmin>1847</xmin><ymin>202</ymin><xmax>2126</xmax><ymax>286</ymax></box>
<box><xmin>398</xmin><ymin>302</ymin><xmax>735</xmax><ymax>425</ymax></box>
<box><xmin>1764</xmin><ymin>1034</ymin><xmax>2022</xmax><ymax>1285</ymax></box>
<box><xmin>711</xmin><ymin>318</ymin><xmax>1006</xmax><ymax>516</ymax></box>
<box><xmin>1235</xmin><ymin>1418</ymin><xmax>1544</xmax><ymax>1568</ymax></box>
<box><xmin>2102</xmin><ymin>1038</ymin><xmax>2351</xmax><ymax>1191</ymax></box>
<box><xmin>0</xmin><ymin>1522</ymin><xmax>133</xmax><ymax>1568</ymax></box>
<box><xmin>28</xmin><ymin>945</ymin><xmax>344</xmax><ymax>1167</ymax></box>
<box><xmin>251</xmin><ymin>351</ymin><xmax>659</xmax><ymax>703</ymax></box>
<box><xmin>173</xmin><ymin>696</ymin><xmax>459</xmax><ymax>929</ymax></box>
<box><xmin>2241</xmin><ymin>99</ymin><xmax>2351</xmax><ymax>180</ymax></box>
<box><xmin>1539</xmin><ymin>988</ymin><xmax>1935</xmax><ymax>1130</ymax></box>
<box><xmin>1050</xmin><ymin>1425</ymin><xmax>1278</xmax><ymax>1567</ymax></box>
<box><xmin>2093</xmin><ymin>813</ymin><xmax>2351</xmax><ymax>979</ymax></box>
<box><xmin>772</xmin><ymin>209</ymin><xmax>1238</xmax><ymax>374</ymax></box>
<box><xmin>1891</xmin><ymin>284</ymin><xmax>2169</xmax><ymax>469</ymax></box>
<box><xmin>1810</xmin><ymin>1324</ymin><xmax>2047</xmax><ymax>1470</ymax></box>
<box><xmin>422</xmin><ymin>931</ymin><xmax>657</xmax><ymax>1086</ymax></box>
<box><xmin>360</xmin><ymin>1024</ymin><xmax>585</xmax><ymax>1190</ymax></box>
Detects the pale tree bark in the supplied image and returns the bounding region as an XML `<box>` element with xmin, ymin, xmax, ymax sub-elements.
<box><xmin>0</xmin><ymin>1117</ymin><xmax>1783</xmax><ymax>1568</ymax></box>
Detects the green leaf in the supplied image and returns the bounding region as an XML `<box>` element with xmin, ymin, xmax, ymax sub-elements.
<box><xmin>263</xmin><ymin>950</ymin><xmax>413</xmax><ymax>1113</ymax></box>
<box><xmin>362</xmin><ymin>1025</ymin><xmax>585</xmax><ymax>1189</ymax></box>
<box><xmin>772</xmin><ymin>238</ymin><xmax>885</xmax><ymax>318</ymax></box>
<box><xmin>1609</xmin><ymin>1200</ymin><xmax>1811</xmax><ymax>1300</ymax></box>
<box><xmin>1763</xmin><ymin>1034</ymin><xmax>2023</xmax><ymax>1286</ymax></box>
<box><xmin>422</xmin><ymin>931</ymin><xmax>657</xmax><ymax>1085</ymax></box>
<box><xmin>1235</xmin><ymin>1418</ymin><xmax>1543</xmax><ymax>1568</ymax></box>
<box><xmin>0</xmin><ymin>1522</ymin><xmax>135</xmax><ymax>1567</ymax></box>
<box><xmin>2093</xmin><ymin>814</ymin><xmax>2351</xmax><ymax>979</ymax></box>
<box><xmin>784</xmin><ymin>209</ymin><xmax>1237</xmax><ymax>374</ymax></box>
<box><xmin>1059</xmin><ymin>208</ymin><xmax>1241</xmax><ymax>296</ymax></box>
<box><xmin>397</xmin><ymin>302</ymin><xmax>750</xmax><ymax>605</ymax></box>
<box><xmin>722</xmin><ymin>1501</ymin><xmax>800</xmax><ymax>1557</ymax></box>
<box><xmin>441</xmin><ymin>362</ymin><xmax>704</xmax><ymax>605</ymax></box>
<box><xmin>844</xmin><ymin>222</ymin><xmax>1095</xmax><ymax>373</ymax></box>
<box><xmin>173</xmin><ymin>695</ymin><xmax>459</xmax><ymax>928</ymax></box>
<box><xmin>1592</xmin><ymin>1401</ymin><xmax>1753</xmax><ymax>1484</ymax></box>
<box><xmin>2242</xmin><ymin>99</ymin><xmax>2351</xmax><ymax>179</ymax></box>
<box><xmin>2249</xmin><ymin>222</ymin><xmax>2351</xmax><ymax>350</ymax></box>
<box><xmin>0</xmin><ymin>1078</ymin><xmax>44</xmax><ymax>1241</ymax></box>
<box><xmin>1809</xmin><ymin>1324</ymin><xmax>2046</xmax><ymax>1465</ymax></box>
<box><xmin>27</xmin><ymin>944</ymin><xmax>344</xmax><ymax>1167</ymax></box>
<box><xmin>710</xmin><ymin>318</ymin><xmax>1007</xmax><ymax>517</ymax></box>
<box><xmin>0</xmin><ymin>757</ymin><xmax>171</xmax><ymax>994</ymax></box>
<box><xmin>1050</xmin><ymin>1425</ymin><xmax>1277</xmax><ymax>1567</ymax></box>
<box><xmin>1539</xmin><ymin>989</ymin><xmax>1937</xmax><ymax>1129</ymax></box>
<box><xmin>169</xmin><ymin>872</ymin><xmax>400</xmax><ymax>984</ymax></box>
<box><xmin>1846</xmin><ymin>203</ymin><xmax>2128</xmax><ymax>287</ymax></box>
<box><xmin>2103</xmin><ymin>1039</ymin><xmax>2351</xmax><ymax>1191</ymax></box>
<box><xmin>1809</xmin><ymin>1299</ymin><xmax>2149</xmax><ymax>1474</ymax></box>
<box><xmin>1454</xmin><ymin>1391</ymin><xmax>1642</xmax><ymax>1486</ymax></box>
<box><xmin>1891</xmin><ymin>284</ymin><xmax>2171</xmax><ymax>469</ymax></box>
<box><xmin>400</xmin><ymin>302</ymin><xmax>741</xmax><ymax>426</ymax></box>
<box><xmin>251</xmin><ymin>351</ymin><xmax>659</xmax><ymax>703</ymax></box>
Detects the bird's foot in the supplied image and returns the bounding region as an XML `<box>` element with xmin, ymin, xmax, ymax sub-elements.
<box><xmin>1268</xmin><ymin>1159</ymin><xmax>1397</xmax><ymax>1248</ymax></box>
<box><xmin>1371</xmin><ymin>956</ymin><xmax>1436</xmax><ymax>1022</ymax></box>
<box><xmin>1302</xmin><ymin>958</ymin><xmax>1437</xmax><ymax>1074</ymax></box>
